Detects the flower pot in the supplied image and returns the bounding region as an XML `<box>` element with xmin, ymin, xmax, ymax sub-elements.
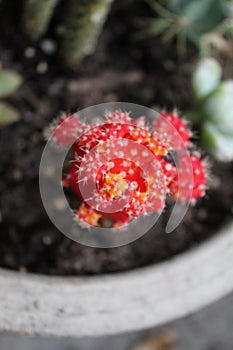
<box><xmin>0</xmin><ymin>221</ymin><xmax>232</xmax><ymax>338</ymax></box>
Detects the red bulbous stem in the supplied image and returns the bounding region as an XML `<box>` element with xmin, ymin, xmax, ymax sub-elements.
<box><xmin>49</xmin><ymin>109</ymin><xmax>207</xmax><ymax>228</ymax></box>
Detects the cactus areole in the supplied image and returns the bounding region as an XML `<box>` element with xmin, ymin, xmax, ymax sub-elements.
<box><xmin>49</xmin><ymin>110</ymin><xmax>207</xmax><ymax>229</ymax></box>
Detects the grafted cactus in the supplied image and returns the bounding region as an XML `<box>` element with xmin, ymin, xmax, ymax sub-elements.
<box><xmin>48</xmin><ymin>110</ymin><xmax>207</xmax><ymax>229</ymax></box>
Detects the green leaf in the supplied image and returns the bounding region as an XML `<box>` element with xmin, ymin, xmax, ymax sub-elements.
<box><xmin>202</xmin><ymin>122</ymin><xmax>233</xmax><ymax>162</ymax></box>
<box><xmin>192</xmin><ymin>57</ymin><xmax>222</xmax><ymax>100</ymax></box>
<box><xmin>221</xmin><ymin>0</ymin><xmax>233</xmax><ymax>17</ymax></box>
<box><xmin>0</xmin><ymin>70</ymin><xmax>22</xmax><ymax>98</ymax></box>
<box><xmin>0</xmin><ymin>102</ymin><xmax>20</xmax><ymax>126</ymax></box>
<box><xmin>182</xmin><ymin>0</ymin><xmax>214</xmax><ymax>22</ymax></box>
<box><xmin>149</xmin><ymin>19</ymin><xmax>171</xmax><ymax>35</ymax></box>
<box><xmin>147</xmin><ymin>1</ymin><xmax>176</xmax><ymax>18</ymax></box>
<box><xmin>204</xmin><ymin>80</ymin><xmax>233</xmax><ymax>134</ymax></box>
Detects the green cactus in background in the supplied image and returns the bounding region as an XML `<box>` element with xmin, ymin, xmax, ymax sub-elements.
<box><xmin>57</xmin><ymin>0</ymin><xmax>113</xmax><ymax>67</ymax></box>
<box><xmin>22</xmin><ymin>0</ymin><xmax>113</xmax><ymax>68</ymax></box>
<box><xmin>190</xmin><ymin>57</ymin><xmax>233</xmax><ymax>162</ymax></box>
<box><xmin>22</xmin><ymin>0</ymin><xmax>59</xmax><ymax>40</ymax></box>
<box><xmin>0</xmin><ymin>65</ymin><xmax>22</xmax><ymax>126</ymax></box>
<box><xmin>143</xmin><ymin>0</ymin><xmax>233</xmax><ymax>56</ymax></box>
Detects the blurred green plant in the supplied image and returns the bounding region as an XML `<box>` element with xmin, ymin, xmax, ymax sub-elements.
<box><xmin>22</xmin><ymin>0</ymin><xmax>59</xmax><ymax>41</ymax></box>
<box><xmin>190</xmin><ymin>57</ymin><xmax>233</xmax><ymax>162</ymax></box>
<box><xmin>0</xmin><ymin>65</ymin><xmax>22</xmax><ymax>126</ymax></box>
<box><xmin>142</xmin><ymin>0</ymin><xmax>233</xmax><ymax>56</ymax></box>
<box><xmin>57</xmin><ymin>0</ymin><xmax>113</xmax><ymax>67</ymax></box>
<box><xmin>22</xmin><ymin>0</ymin><xmax>113</xmax><ymax>68</ymax></box>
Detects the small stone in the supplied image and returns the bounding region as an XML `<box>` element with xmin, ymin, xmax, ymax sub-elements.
<box><xmin>42</xmin><ymin>235</ymin><xmax>52</xmax><ymax>246</ymax></box>
<box><xmin>53</xmin><ymin>197</ymin><xmax>67</xmax><ymax>211</ymax></box>
<box><xmin>104</xmin><ymin>93</ymin><xmax>118</xmax><ymax>102</ymax></box>
<box><xmin>31</xmin><ymin>132</ymin><xmax>41</xmax><ymax>144</ymax></box>
<box><xmin>43</xmin><ymin>165</ymin><xmax>57</xmax><ymax>177</ymax></box>
<box><xmin>197</xmin><ymin>208</ymin><xmax>208</xmax><ymax>221</ymax></box>
<box><xmin>99</xmin><ymin>216</ymin><xmax>113</xmax><ymax>228</ymax></box>
<box><xmin>19</xmin><ymin>265</ymin><xmax>27</xmax><ymax>273</ymax></box>
<box><xmin>12</xmin><ymin>168</ymin><xmax>23</xmax><ymax>181</ymax></box>
<box><xmin>164</xmin><ymin>60</ymin><xmax>176</xmax><ymax>71</ymax></box>
<box><xmin>24</xmin><ymin>46</ymin><xmax>36</xmax><ymax>58</ymax></box>
<box><xmin>209</xmin><ymin>175</ymin><xmax>221</xmax><ymax>189</ymax></box>
<box><xmin>131</xmin><ymin>330</ymin><xmax>176</xmax><ymax>350</ymax></box>
<box><xmin>40</xmin><ymin>39</ymin><xmax>57</xmax><ymax>55</ymax></box>
<box><xmin>36</xmin><ymin>61</ymin><xmax>48</xmax><ymax>74</ymax></box>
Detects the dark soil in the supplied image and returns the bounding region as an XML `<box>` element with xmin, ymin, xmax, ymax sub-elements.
<box><xmin>0</xmin><ymin>0</ymin><xmax>232</xmax><ymax>275</ymax></box>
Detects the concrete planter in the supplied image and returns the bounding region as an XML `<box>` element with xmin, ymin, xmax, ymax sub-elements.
<box><xmin>0</xmin><ymin>221</ymin><xmax>232</xmax><ymax>338</ymax></box>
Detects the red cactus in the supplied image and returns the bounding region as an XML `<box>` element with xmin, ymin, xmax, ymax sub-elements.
<box><xmin>50</xmin><ymin>114</ymin><xmax>83</xmax><ymax>146</ymax></box>
<box><xmin>153</xmin><ymin>111</ymin><xmax>192</xmax><ymax>149</ymax></box>
<box><xmin>169</xmin><ymin>152</ymin><xmax>206</xmax><ymax>202</ymax></box>
<box><xmin>50</xmin><ymin>110</ymin><xmax>207</xmax><ymax>228</ymax></box>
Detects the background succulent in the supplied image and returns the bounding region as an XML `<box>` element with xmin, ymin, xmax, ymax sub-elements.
<box><xmin>22</xmin><ymin>0</ymin><xmax>113</xmax><ymax>68</ymax></box>
<box><xmin>190</xmin><ymin>57</ymin><xmax>233</xmax><ymax>161</ymax></box>
<box><xmin>142</xmin><ymin>0</ymin><xmax>233</xmax><ymax>56</ymax></box>
<box><xmin>22</xmin><ymin>0</ymin><xmax>59</xmax><ymax>41</ymax></box>
<box><xmin>0</xmin><ymin>65</ymin><xmax>22</xmax><ymax>126</ymax></box>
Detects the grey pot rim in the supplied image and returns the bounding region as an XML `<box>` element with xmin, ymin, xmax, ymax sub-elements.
<box><xmin>0</xmin><ymin>220</ymin><xmax>232</xmax><ymax>338</ymax></box>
